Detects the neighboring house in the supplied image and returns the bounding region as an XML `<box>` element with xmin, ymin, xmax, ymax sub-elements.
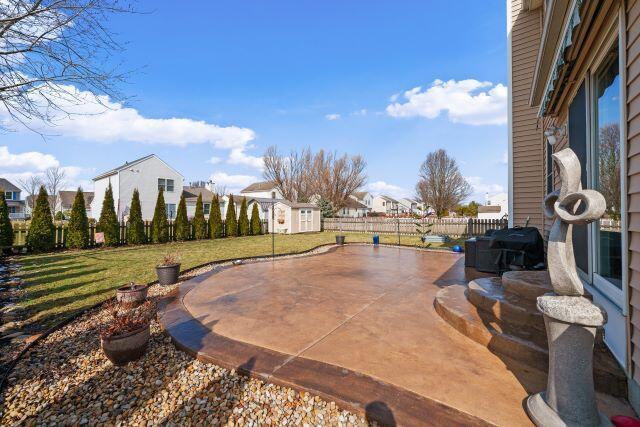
<box><xmin>240</xmin><ymin>181</ymin><xmax>283</xmax><ymax>199</ymax></box>
<box><xmin>350</xmin><ymin>191</ymin><xmax>374</xmax><ymax>210</ymax></box>
<box><xmin>219</xmin><ymin>194</ymin><xmax>272</xmax><ymax>222</ymax></box>
<box><xmin>268</xmin><ymin>200</ymin><xmax>320</xmax><ymax>234</ymax></box>
<box><xmin>182</xmin><ymin>185</ymin><xmax>216</xmax><ymax>219</ymax></box>
<box><xmin>508</xmin><ymin>0</ymin><xmax>640</xmax><ymax>409</ymax></box>
<box><xmin>477</xmin><ymin>193</ymin><xmax>508</xmax><ymax>220</ymax></box>
<box><xmin>58</xmin><ymin>191</ymin><xmax>94</xmax><ymax>218</ymax></box>
<box><xmin>91</xmin><ymin>154</ymin><xmax>184</xmax><ymax>221</ymax></box>
<box><xmin>336</xmin><ymin>197</ymin><xmax>369</xmax><ymax>218</ymax></box>
<box><xmin>0</xmin><ymin>178</ymin><xmax>26</xmax><ymax>220</ymax></box>
<box><xmin>372</xmin><ymin>195</ymin><xmax>399</xmax><ymax>215</ymax></box>
<box><xmin>398</xmin><ymin>198</ymin><xmax>419</xmax><ymax>215</ymax></box>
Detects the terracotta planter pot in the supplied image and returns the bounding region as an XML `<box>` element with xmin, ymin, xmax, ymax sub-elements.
<box><xmin>156</xmin><ymin>263</ymin><xmax>180</xmax><ymax>286</ymax></box>
<box><xmin>116</xmin><ymin>284</ymin><xmax>148</xmax><ymax>308</ymax></box>
<box><xmin>101</xmin><ymin>324</ymin><xmax>150</xmax><ymax>366</ymax></box>
<box><xmin>335</xmin><ymin>235</ymin><xmax>345</xmax><ymax>245</ymax></box>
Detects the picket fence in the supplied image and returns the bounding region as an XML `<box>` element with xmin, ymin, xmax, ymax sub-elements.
<box><xmin>322</xmin><ymin>217</ymin><xmax>508</xmax><ymax>237</ymax></box>
<box><xmin>11</xmin><ymin>220</ymin><xmax>269</xmax><ymax>249</ymax></box>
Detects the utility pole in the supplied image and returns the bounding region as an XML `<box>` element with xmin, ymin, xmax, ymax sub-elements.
<box><xmin>271</xmin><ymin>193</ymin><xmax>275</xmax><ymax>259</ymax></box>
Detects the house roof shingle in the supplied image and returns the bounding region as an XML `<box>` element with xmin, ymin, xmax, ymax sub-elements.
<box><xmin>240</xmin><ymin>181</ymin><xmax>276</xmax><ymax>193</ymax></box>
<box><xmin>352</xmin><ymin>191</ymin><xmax>370</xmax><ymax>200</ymax></box>
<box><xmin>182</xmin><ymin>186</ymin><xmax>216</xmax><ymax>201</ymax></box>
<box><xmin>477</xmin><ymin>205</ymin><xmax>502</xmax><ymax>213</ymax></box>
<box><xmin>343</xmin><ymin>198</ymin><xmax>367</xmax><ymax>209</ymax></box>
<box><xmin>0</xmin><ymin>178</ymin><xmax>21</xmax><ymax>193</ymax></box>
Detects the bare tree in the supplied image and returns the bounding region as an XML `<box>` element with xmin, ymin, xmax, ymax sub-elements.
<box><xmin>0</xmin><ymin>0</ymin><xmax>133</xmax><ymax>132</ymax></box>
<box><xmin>263</xmin><ymin>146</ymin><xmax>313</xmax><ymax>202</ymax></box>
<box><xmin>44</xmin><ymin>166</ymin><xmax>66</xmax><ymax>212</ymax></box>
<box><xmin>598</xmin><ymin>123</ymin><xmax>621</xmax><ymax>220</ymax></box>
<box><xmin>415</xmin><ymin>149</ymin><xmax>472</xmax><ymax>218</ymax></box>
<box><xmin>263</xmin><ymin>146</ymin><xmax>367</xmax><ymax>212</ymax></box>
<box><xmin>18</xmin><ymin>174</ymin><xmax>42</xmax><ymax>210</ymax></box>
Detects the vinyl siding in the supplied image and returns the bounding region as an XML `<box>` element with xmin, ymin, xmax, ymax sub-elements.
<box><xmin>510</xmin><ymin>0</ymin><xmax>544</xmax><ymax>230</ymax></box>
<box><xmin>627</xmin><ymin>0</ymin><xmax>640</xmax><ymax>383</ymax></box>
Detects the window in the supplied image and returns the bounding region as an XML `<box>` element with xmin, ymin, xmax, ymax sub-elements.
<box><xmin>204</xmin><ymin>203</ymin><xmax>210</xmax><ymax>215</ymax></box>
<box><xmin>4</xmin><ymin>192</ymin><xmax>12</xmax><ymax>200</ymax></box>
<box><xmin>166</xmin><ymin>203</ymin><xmax>176</xmax><ymax>219</ymax></box>
<box><xmin>592</xmin><ymin>42</ymin><xmax>622</xmax><ymax>290</ymax></box>
<box><xmin>158</xmin><ymin>178</ymin><xmax>175</xmax><ymax>192</ymax></box>
<box><xmin>8</xmin><ymin>206</ymin><xmax>16</xmax><ymax>213</ymax></box>
<box><xmin>271</xmin><ymin>191</ymin><xmax>276</xmax><ymax>199</ymax></box>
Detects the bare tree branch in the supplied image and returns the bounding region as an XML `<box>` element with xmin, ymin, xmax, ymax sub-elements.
<box><xmin>43</xmin><ymin>165</ymin><xmax>65</xmax><ymax>212</ymax></box>
<box><xmin>415</xmin><ymin>149</ymin><xmax>471</xmax><ymax>218</ymax></box>
<box><xmin>17</xmin><ymin>174</ymin><xmax>42</xmax><ymax>210</ymax></box>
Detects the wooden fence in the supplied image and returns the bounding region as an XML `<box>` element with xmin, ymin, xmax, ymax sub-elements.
<box><xmin>322</xmin><ymin>217</ymin><xmax>508</xmax><ymax>237</ymax></box>
<box><xmin>11</xmin><ymin>220</ymin><xmax>269</xmax><ymax>249</ymax></box>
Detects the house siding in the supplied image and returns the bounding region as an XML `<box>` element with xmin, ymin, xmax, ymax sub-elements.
<box><xmin>627</xmin><ymin>0</ymin><xmax>640</xmax><ymax>384</ymax></box>
<box><xmin>509</xmin><ymin>0</ymin><xmax>544</xmax><ymax>231</ymax></box>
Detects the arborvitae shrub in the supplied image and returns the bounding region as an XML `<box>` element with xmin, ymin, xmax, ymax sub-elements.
<box><xmin>174</xmin><ymin>194</ymin><xmax>190</xmax><ymax>241</ymax></box>
<box><xmin>27</xmin><ymin>186</ymin><xmax>54</xmax><ymax>252</ymax></box>
<box><xmin>127</xmin><ymin>189</ymin><xmax>145</xmax><ymax>245</ymax></box>
<box><xmin>209</xmin><ymin>196</ymin><xmax>223</xmax><ymax>238</ymax></box>
<box><xmin>67</xmin><ymin>188</ymin><xmax>90</xmax><ymax>249</ymax></box>
<box><xmin>193</xmin><ymin>194</ymin><xmax>207</xmax><ymax>239</ymax></box>
<box><xmin>151</xmin><ymin>188</ymin><xmax>169</xmax><ymax>243</ymax></box>
<box><xmin>225</xmin><ymin>195</ymin><xmax>237</xmax><ymax>237</ymax></box>
<box><xmin>238</xmin><ymin>197</ymin><xmax>250</xmax><ymax>236</ymax></box>
<box><xmin>250</xmin><ymin>202</ymin><xmax>262</xmax><ymax>235</ymax></box>
<box><xmin>98</xmin><ymin>183</ymin><xmax>119</xmax><ymax>246</ymax></box>
<box><xmin>0</xmin><ymin>191</ymin><xmax>14</xmax><ymax>248</ymax></box>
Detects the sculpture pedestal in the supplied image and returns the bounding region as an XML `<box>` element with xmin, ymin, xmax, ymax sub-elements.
<box><xmin>526</xmin><ymin>295</ymin><xmax>611</xmax><ymax>427</ymax></box>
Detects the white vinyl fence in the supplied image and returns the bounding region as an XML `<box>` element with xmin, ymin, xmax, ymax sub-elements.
<box><xmin>322</xmin><ymin>217</ymin><xmax>508</xmax><ymax>237</ymax></box>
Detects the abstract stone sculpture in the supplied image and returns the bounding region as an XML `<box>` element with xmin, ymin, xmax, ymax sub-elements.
<box><xmin>526</xmin><ymin>148</ymin><xmax>611</xmax><ymax>427</ymax></box>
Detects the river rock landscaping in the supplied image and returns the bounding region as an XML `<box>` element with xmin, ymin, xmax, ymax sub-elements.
<box><xmin>0</xmin><ymin>261</ymin><xmax>368</xmax><ymax>426</ymax></box>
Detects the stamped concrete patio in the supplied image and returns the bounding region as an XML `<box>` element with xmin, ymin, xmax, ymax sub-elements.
<box><xmin>158</xmin><ymin>245</ymin><xmax>630</xmax><ymax>426</ymax></box>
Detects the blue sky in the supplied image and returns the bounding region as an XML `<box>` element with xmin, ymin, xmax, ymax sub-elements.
<box><xmin>1</xmin><ymin>0</ymin><xmax>508</xmax><ymax>202</ymax></box>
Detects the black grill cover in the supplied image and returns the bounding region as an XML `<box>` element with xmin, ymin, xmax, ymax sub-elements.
<box><xmin>488</xmin><ymin>227</ymin><xmax>545</xmax><ymax>270</ymax></box>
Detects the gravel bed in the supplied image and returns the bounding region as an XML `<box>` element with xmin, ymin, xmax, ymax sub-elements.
<box><xmin>0</xmin><ymin>249</ymin><xmax>369</xmax><ymax>426</ymax></box>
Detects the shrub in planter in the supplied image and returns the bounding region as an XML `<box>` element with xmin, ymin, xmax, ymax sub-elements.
<box><xmin>100</xmin><ymin>300</ymin><xmax>155</xmax><ymax>366</ymax></box>
<box><xmin>156</xmin><ymin>253</ymin><xmax>181</xmax><ymax>285</ymax></box>
<box><xmin>116</xmin><ymin>282</ymin><xmax>148</xmax><ymax>308</ymax></box>
<box><xmin>27</xmin><ymin>186</ymin><xmax>55</xmax><ymax>252</ymax></box>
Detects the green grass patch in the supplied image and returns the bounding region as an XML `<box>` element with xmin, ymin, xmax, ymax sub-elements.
<box><xmin>17</xmin><ymin>232</ymin><xmax>460</xmax><ymax>331</ymax></box>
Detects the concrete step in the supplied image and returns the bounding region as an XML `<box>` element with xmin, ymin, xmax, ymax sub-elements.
<box><xmin>501</xmin><ymin>271</ymin><xmax>552</xmax><ymax>300</ymax></box>
<box><xmin>434</xmin><ymin>284</ymin><xmax>627</xmax><ymax>398</ymax></box>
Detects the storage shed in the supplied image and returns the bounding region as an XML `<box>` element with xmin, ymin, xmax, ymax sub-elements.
<box><xmin>267</xmin><ymin>200</ymin><xmax>320</xmax><ymax>234</ymax></box>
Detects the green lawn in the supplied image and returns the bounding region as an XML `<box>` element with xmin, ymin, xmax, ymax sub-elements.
<box><xmin>17</xmin><ymin>232</ymin><xmax>458</xmax><ymax>331</ymax></box>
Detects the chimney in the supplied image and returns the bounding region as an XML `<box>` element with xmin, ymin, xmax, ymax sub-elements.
<box><xmin>205</xmin><ymin>180</ymin><xmax>215</xmax><ymax>193</ymax></box>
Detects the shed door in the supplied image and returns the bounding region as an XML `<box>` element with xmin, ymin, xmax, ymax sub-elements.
<box><xmin>300</xmin><ymin>209</ymin><xmax>311</xmax><ymax>232</ymax></box>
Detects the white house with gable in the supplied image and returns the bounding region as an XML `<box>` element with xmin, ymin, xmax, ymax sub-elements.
<box><xmin>240</xmin><ymin>181</ymin><xmax>283</xmax><ymax>199</ymax></box>
<box><xmin>91</xmin><ymin>154</ymin><xmax>184</xmax><ymax>221</ymax></box>
<box><xmin>477</xmin><ymin>192</ymin><xmax>509</xmax><ymax>220</ymax></box>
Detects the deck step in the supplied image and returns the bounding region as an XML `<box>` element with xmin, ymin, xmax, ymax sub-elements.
<box><xmin>434</xmin><ymin>284</ymin><xmax>627</xmax><ymax>398</ymax></box>
<box><xmin>467</xmin><ymin>278</ymin><xmax>545</xmax><ymax>331</ymax></box>
<box><xmin>501</xmin><ymin>271</ymin><xmax>552</xmax><ymax>300</ymax></box>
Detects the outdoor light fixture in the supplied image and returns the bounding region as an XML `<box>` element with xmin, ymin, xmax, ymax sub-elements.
<box><xmin>544</xmin><ymin>124</ymin><xmax>566</xmax><ymax>146</ymax></box>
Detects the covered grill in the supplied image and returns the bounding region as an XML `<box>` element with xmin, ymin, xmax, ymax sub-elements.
<box><xmin>466</xmin><ymin>227</ymin><xmax>545</xmax><ymax>274</ymax></box>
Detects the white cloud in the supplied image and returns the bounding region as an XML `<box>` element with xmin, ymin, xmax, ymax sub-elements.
<box><xmin>352</xmin><ymin>109</ymin><xmax>368</xmax><ymax>117</ymax></box>
<box><xmin>466</xmin><ymin>176</ymin><xmax>505</xmax><ymax>196</ymax></box>
<box><xmin>209</xmin><ymin>171</ymin><xmax>259</xmax><ymax>194</ymax></box>
<box><xmin>0</xmin><ymin>83</ymin><xmax>263</xmax><ymax>171</ymax></box>
<box><xmin>367</xmin><ymin>180</ymin><xmax>411</xmax><ymax>199</ymax></box>
<box><xmin>389</xmin><ymin>93</ymin><xmax>400</xmax><ymax>102</ymax></box>
<box><xmin>500</xmin><ymin>151</ymin><xmax>508</xmax><ymax>165</ymax></box>
<box><xmin>386</xmin><ymin>79</ymin><xmax>507</xmax><ymax>125</ymax></box>
<box><xmin>208</xmin><ymin>156</ymin><xmax>222</xmax><ymax>165</ymax></box>
<box><xmin>325</xmin><ymin>113</ymin><xmax>341</xmax><ymax>121</ymax></box>
<box><xmin>227</xmin><ymin>148</ymin><xmax>264</xmax><ymax>170</ymax></box>
<box><xmin>0</xmin><ymin>146</ymin><xmax>59</xmax><ymax>170</ymax></box>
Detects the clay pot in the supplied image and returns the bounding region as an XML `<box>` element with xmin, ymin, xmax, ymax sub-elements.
<box><xmin>335</xmin><ymin>235</ymin><xmax>345</xmax><ymax>245</ymax></box>
<box><xmin>101</xmin><ymin>324</ymin><xmax>150</xmax><ymax>366</ymax></box>
<box><xmin>116</xmin><ymin>283</ymin><xmax>148</xmax><ymax>308</ymax></box>
<box><xmin>156</xmin><ymin>263</ymin><xmax>180</xmax><ymax>286</ymax></box>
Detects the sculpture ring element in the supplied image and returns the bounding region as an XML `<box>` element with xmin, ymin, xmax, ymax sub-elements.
<box><xmin>541</xmin><ymin>148</ymin><xmax>606</xmax><ymax>296</ymax></box>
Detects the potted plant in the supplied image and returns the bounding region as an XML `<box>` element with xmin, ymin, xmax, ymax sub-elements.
<box><xmin>100</xmin><ymin>301</ymin><xmax>155</xmax><ymax>366</ymax></box>
<box><xmin>116</xmin><ymin>282</ymin><xmax>148</xmax><ymax>308</ymax></box>
<box><xmin>335</xmin><ymin>211</ymin><xmax>345</xmax><ymax>245</ymax></box>
<box><xmin>155</xmin><ymin>253</ymin><xmax>181</xmax><ymax>285</ymax></box>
